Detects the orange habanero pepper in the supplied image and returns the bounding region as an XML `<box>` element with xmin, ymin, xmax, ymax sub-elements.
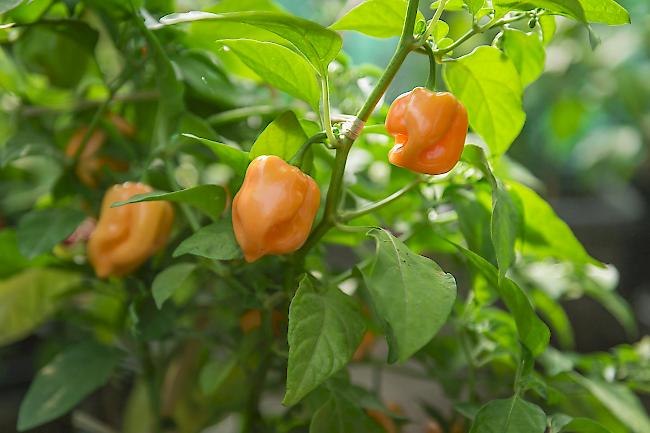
<box><xmin>385</xmin><ymin>87</ymin><xmax>468</xmax><ymax>175</ymax></box>
<box><xmin>232</xmin><ymin>155</ymin><xmax>320</xmax><ymax>263</ymax></box>
<box><xmin>88</xmin><ymin>182</ymin><xmax>174</xmax><ymax>278</ymax></box>
<box><xmin>65</xmin><ymin>114</ymin><xmax>134</xmax><ymax>187</ymax></box>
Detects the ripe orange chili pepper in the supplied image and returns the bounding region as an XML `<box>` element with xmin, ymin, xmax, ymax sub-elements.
<box><xmin>232</xmin><ymin>155</ymin><xmax>320</xmax><ymax>262</ymax></box>
<box><xmin>65</xmin><ymin>114</ymin><xmax>134</xmax><ymax>187</ymax></box>
<box><xmin>385</xmin><ymin>87</ymin><xmax>468</xmax><ymax>175</ymax></box>
<box><xmin>88</xmin><ymin>182</ymin><xmax>174</xmax><ymax>278</ymax></box>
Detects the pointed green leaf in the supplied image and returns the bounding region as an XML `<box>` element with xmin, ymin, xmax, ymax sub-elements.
<box><xmin>17</xmin><ymin>342</ymin><xmax>121</xmax><ymax>431</ymax></box>
<box><xmin>444</xmin><ymin>46</ymin><xmax>525</xmax><ymax>155</ymax></box>
<box><xmin>361</xmin><ymin>228</ymin><xmax>457</xmax><ymax>363</ymax></box>
<box><xmin>152</xmin><ymin>263</ymin><xmax>196</xmax><ymax>309</ymax></box>
<box><xmin>331</xmin><ymin>0</ymin><xmax>420</xmax><ymax>38</ymax></box>
<box><xmin>173</xmin><ymin>219</ymin><xmax>242</xmax><ymax>260</ymax></box>
<box><xmin>111</xmin><ymin>185</ymin><xmax>226</xmax><ymax>220</ymax></box>
<box><xmin>284</xmin><ymin>277</ymin><xmax>366</xmax><ymax>406</ymax></box>
<box><xmin>158</xmin><ymin>11</ymin><xmax>342</xmax><ymax>72</ymax></box>
<box><xmin>578</xmin><ymin>0</ymin><xmax>629</xmax><ymax>25</ymax></box>
<box><xmin>182</xmin><ymin>133</ymin><xmax>250</xmax><ymax>174</ymax></box>
<box><xmin>17</xmin><ymin>208</ymin><xmax>86</xmax><ymax>259</ymax></box>
<box><xmin>219</xmin><ymin>39</ymin><xmax>320</xmax><ymax>109</ymax></box>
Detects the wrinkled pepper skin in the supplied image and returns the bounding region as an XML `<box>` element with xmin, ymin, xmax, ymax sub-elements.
<box><xmin>385</xmin><ymin>87</ymin><xmax>468</xmax><ymax>175</ymax></box>
<box><xmin>232</xmin><ymin>155</ymin><xmax>320</xmax><ymax>262</ymax></box>
<box><xmin>88</xmin><ymin>182</ymin><xmax>174</xmax><ymax>278</ymax></box>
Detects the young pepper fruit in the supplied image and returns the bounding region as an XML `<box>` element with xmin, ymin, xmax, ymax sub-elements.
<box><xmin>88</xmin><ymin>182</ymin><xmax>174</xmax><ymax>278</ymax></box>
<box><xmin>232</xmin><ymin>155</ymin><xmax>320</xmax><ymax>262</ymax></box>
<box><xmin>385</xmin><ymin>87</ymin><xmax>468</xmax><ymax>175</ymax></box>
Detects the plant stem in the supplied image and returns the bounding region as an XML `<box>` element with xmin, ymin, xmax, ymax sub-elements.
<box><xmin>339</xmin><ymin>176</ymin><xmax>424</xmax><ymax>222</ymax></box>
<box><xmin>295</xmin><ymin>0</ymin><xmax>421</xmax><ymax>260</ymax></box>
<box><xmin>433</xmin><ymin>12</ymin><xmax>530</xmax><ymax>56</ymax></box>
<box><xmin>422</xmin><ymin>0</ymin><xmax>448</xmax><ymax>43</ymax></box>
<box><xmin>320</xmin><ymin>75</ymin><xmax>338</xmax><ymax>146</ymax></box>
<box><xmin>289</xmin><ymin>132</ymin><xmax>328</xmax><ymax>167</ymax></box>
<box><xmin>423</xmin><ymin>43</ymin><xmax>437</xmax><ymax>91</ymax></box>
<box><xmin>207</xmin><ymin>105</ymin><xmax>286</xmax><ymax>126</ymax></box>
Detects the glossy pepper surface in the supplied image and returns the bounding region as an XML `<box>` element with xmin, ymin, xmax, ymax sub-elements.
<box><xmin>385</xmin><ymin>87</ymin><xmax>468</xmax><ymax>175</ymax></box>
<box><xmin>232</xmin><ymin>155</ymin><xmax>320</xmax><ymax>262</ymax></box>
<box><xmin>88</xmin><ymin>182</ymin><xmax>174</xmax><ymax>278</ymax></box>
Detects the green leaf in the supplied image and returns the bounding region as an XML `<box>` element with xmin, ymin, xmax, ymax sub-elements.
<box><xmin>549</xmin><ymin>413</ymin><xmax>612</xmax><ymax>433</ymax></box>
<box><xmin>182</xmin><ymin>133</ymin><xmax>250</xmax><ymax>175</ymax></box>
<box><xmin>17</xmin><ymin>341</ymin><xmax>121</xmax><ymax>431</ymax></box>
<box><xmin>16</xmin><ymin>208</ymin><xmax>86</xmax><ymax>259</ymax></box>
<box><xmin>152</xmin><ymin>263</ymin><xmax>196</xmax><ymax>309</ymax></box>
<box><xmin>573</xmin><ymin>375</ymin><xmax>650</xmax><ymax>433</ymax></box>
<box><xmin>361</xmin><ymin>228</ymin><xmax>456</xmax><ymax>363</ymax></box>
<box><xmin>583</xmin><ymin>281</ymin><xmax>636</xmax><ymax>337</ymax></box>
<box><xmin>0</xmin><ymin>0</ymin><xmax>25</xmax><ymax>14</ymax></box>
<box><xmin>330</xmin><ymin>0</ymin><xmax>416</xmax><ymax>38</ymax></box>
<box><xmin>159</xmin><ymin>11</ymin><xmax>342</xmax><ymax>73</ymax></box>
<box><xmin>492</xmin><ymin>185</ymin><xmax>520</xmax><ymax>282</ymax></box>
<box><xmin>454</xmin><ymin>244</ymin><xmax>550</xmax><ymax>356</ymax></box>
<box><xmin>250</xmin><ymin>111</ymin><xmax>307</xmax><ymax>161</ymax></box>
<box><xmin>469</xmin><ymin>397</ymin><xmax>546</xmax><ymax>433</ymax></box>
<box><xmin>0</xmin><ymin>268</ymin><xmax>81</xmax><ymax>346</ymax></box>
<box><xmin>444</xmin><ymin>46</ymin><xmax>525</xmax><ymax>155</ymax></box>
<box><xmin>578</xmin><ymin>0</ymin><xmax>629</xmax><ymax>25</ymax></box>
<box><xmin>501</xmin><ymin>29</ymin><xmax>545</xmax><ymax>87</ymax></box>
<box><xmin>173</xmin><ymin>219</ymin><xmax>242</xmax><ymax>260</ymax></box>
<box><xmin>493</xmin><ymin>0</ymin><xmax>586</xmax><ymax>22</ymax></box>
<box><xmin>283</xmin><ymin>277</ymin><xmax>366</xmax><ymax>406</ymax></box>
<box><xmin>218</xmin><ymin>39</ymin><xmax>320</xmax><ymax>109</ymax></box>
<box><xmin>508</xmin><ymin>181</ymin><xmax>600</xmax><ymax>266</ymax></box>
<box><xmin>111</xmin><ymin>185</ymin><xmax>226</xmax><ymax>220</ymax></box>
<box><xmin>173</xmin><ymin>52</ymin><xmax>235</xmax><ymax>106</ymax></box>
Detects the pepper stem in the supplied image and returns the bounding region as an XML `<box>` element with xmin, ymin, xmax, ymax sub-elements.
<box><xmin>289</xmin><ymin>132</ymin><xmax>328</xmax><ymax>168</ymax></box>
<box><xmin>423</xmin><ymin>43</ymin><xmax>437</xmax><ymax>91</ymax></box>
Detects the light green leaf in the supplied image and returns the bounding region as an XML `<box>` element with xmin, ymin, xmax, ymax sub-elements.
<box><xmin>330</xmin><ymin>0</ymin><xmax>421</xmax><ymax>38</ymax></box>
<box><xmin>501</xmin><ymin>29</ymin><xmax>545</xmax><ymax>87</ymax></box>
<box><xmin>182</xmin><ymin>133</ymin><xmax>250</xmax><ymax>175</ymax></box>
<box><xmin>455</xmin><ymin>244</ymin><xmax>550</xmax><ymax>356</ymax></box>
<box><xmin>361</xmin><ymin>228</ymin><xmax>456</xmax><ymax>363</ymax></box>
<box><xmin>250</xmin><ymin>111</ymin><xmax>307</xmax><ymax>161</ymax></box>
<box><xmin>578</xmin><ymin>0</ymin><xmax>629</xmax><ymax>25</ymax></box>
<box><xmin>573</xmin><ymin>375</ymin><xmax>650</xmax><ymax>433</ymax></box>
<box><xmin>158</xmin><ymin>11</ymin><xmax>342</xmax><ymax>72</ymax></box>
<box><xmin>111</xmin><ymin>185</ymin><xmax>226</xmax><ymax>220</ymax></box>
<box><xmin>508</xmin><ymin>181</ymin><xmax>601</xmax><ymax>266</ymax></box>
<box><xmin>444</xmin><ymin>46</ymin><xmax>525</xmax><ymax>155</ymax></box>
<box><xmin>17</xmin><ymin>342</ymin><xmax>121</xmax><ymax>431</ymax></box>
<box><xmin>219</xmin><ymin>39</ymin><xmax>320</xmax><ymax>109</ymax></box>
<box><xmin>549</xmin><ymin>413</ymin><xmax>612</xmax><ymax>433</ymax></box>
<box><xmin>284</xmin><ymin>277</ymin><xmax>366</xmax><ymax>406</ymax></box>
<box><xmin>152</xmin><ymin>263</ymin><xmax>196</xmax><ymax>309</ymax></box>
<box><xmin>173</xmin><ymin>53</ymin><xmax>235</xmax><ymax>106</ymax></box>
<box><xmin>16</xmin><ymin>208</ymin><xmax>86</xmax><ymax>259</ymax></box>
<box><xmin>0</xmin><ymin>268</ymin><xmax>81</xmax><ymax>346</ymax></box>
<box><xmin>464</xmin><ymin>0</ymin><xmax>485</xmax><ymax>15</ymax></box>
<box><xmin>470</xmin><ymin>397</ymin><xmax>546</xmax><ymax>433</ymax></box>
<box><xmin>174</xmin><ymin>219</ymin><xmax>242</xmax><ymax>260</ymax></box>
